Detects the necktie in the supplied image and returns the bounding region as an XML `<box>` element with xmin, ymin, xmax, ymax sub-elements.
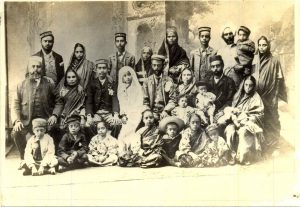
<box><xmin>33</xmin><ymin>140</ymin><xmax>43</xmax><ymax>161</ymax></box>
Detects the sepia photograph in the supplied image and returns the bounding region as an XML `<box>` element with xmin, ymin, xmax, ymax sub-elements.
<box><xmin>1</xmin><ymin>0</ymin><xmax>299</xmax><ymax>206</ymax></box>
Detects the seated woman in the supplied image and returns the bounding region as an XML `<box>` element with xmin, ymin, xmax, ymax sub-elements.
<box><xmin>158</xmin><ymin>26</ymin><xmax>189</xmax><ymax>83</ymax></box>
<box><xmin>166</xmin><ymin>68</ymin><xmax>198</xmax><ymax>113</ymax></box>
<box><xmin>219</xmin><ymin>76</ymin><xmax>264</xmax><ymax>165</ymax></box>
<box><xmin>135</xmin><ymin>46</ymin><xmax>153</xmax><ymax>85</ymax></box>
<box><xmin>56</xmin><ymin>68</ymin><xmax>86</xmax><ymax>128</ymax></box>
<box><xmin>66</xmin><ymin>43</ymin><xmax>94</xmax><ymax>90</ymax></box>
<box><xmin>175</xmin><ymin>113</ymin><xmax>208</xmax><ymax>167</ymax></box>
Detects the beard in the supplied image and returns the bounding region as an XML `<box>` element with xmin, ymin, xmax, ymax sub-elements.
<box><xmin>29</xmin><ymin>72</ymin><xmax>42</xmax><ymax>80</ymax></box>
<box><xmin>154</xmin><ymin>70</ymin><xmax>163</xmax><ymax>77</ymax></box>
<box><xmin>213</xmin><ymin>70</ymin><xmax>223</xmax><ymax>77</ymax></box>
<box><xmin>224</xmin><ymin>36</ymin><xmax>234</xmax><ymax>45</ymax></box>
<box><xmin>42</xmin><ymin>44</ymin><xmax>53</xmax><ymax>52</ymax></box>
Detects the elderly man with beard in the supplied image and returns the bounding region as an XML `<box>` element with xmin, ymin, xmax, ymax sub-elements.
<box><xmin>11</xmin><ymin>56</ymin><xmax>63</xmax><ymax>169</ymax></box>
<box><xmin>33</xmin><ymin>31</ymin><xmax>64</xmax><ymax>86</ymax></box>
<box><xmin>217</xmin><ymin>25</ymin><xmax>241</xmax><ymax>88</ymax></box>
<box><xmin>143</xmin><ymin>55</ymin><xmax>176</xmax><ymax>120</ymax></box>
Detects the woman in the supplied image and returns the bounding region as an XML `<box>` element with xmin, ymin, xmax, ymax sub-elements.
<box><xmin>223</xmin><ymin>76</ymin><xmax>264</xmax><ymax>165</ymax></box>
<box><xmin>158</xmin><ymin>26</ymin><xmax>189</xmax><ymax>83</ymax></box>
<box><xmin>175</xmin><ymin>113</ymin><xmax>208</xmax><ymax>167</ymax></box>
<box><xmin>135</xmin><ymin>46</ymin><xmax>153</xmax><ymax>85</ymax></box>
<box><xmin>117</xmin><ymin>66</ymin><xmax>144</xmax><ymax>141</ymax></box>
<box><xmin>57</xmin><ymin>68</ymin><xmax>86</xmax><ymax>127</ymax></box>
<box><xmin>252</xmin><ymin>36</ymin><xmax>287</xmax><ymax>147</ymax></box>
<box><xmin>67</xmin><ymin>43</ymin><xmax>94</xmax><ymax>89</ymax></box>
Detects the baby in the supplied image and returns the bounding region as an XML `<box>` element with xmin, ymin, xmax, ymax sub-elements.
<box><xmin>88</xmin><ymin>121</ymin><xmax>119</xmax><ymax>166</ymax></box>
<box><xmin>194</xmin><ymin>124</ymin><xmax>233</xmax><ymax>167</ymax></box>
<box><xmin>194</xmin><ymin>84</ymin><xmax>216</xmax><ymax>126</ymax></box>
<box><xmin>171</xmin><ymin>94</ymin><xmax>195</xmax><ymax>123</ymax></box>
<box><xmin>235</xmin><ymin>26</ymin><xmax>255</xmax><ymax>76</ymax></box>
<box><xmin>22</xmin><ymin>118</ymin><xmax>58</xmax><ymax>176</ymax></box>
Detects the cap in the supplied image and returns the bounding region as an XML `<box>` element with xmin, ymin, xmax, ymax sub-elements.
<box><xmin>40</xmin><ymin>31</ymin><xmax>54</xmax><ymax>39</ymax></box>
<box><xmin>198</xmin><ymin>27</ymin><xmax>211</xmax><ymax>33</ymax></box>
<box><xmin>115</xmin><ymin>33</ymin><xmax>126</xmax><ymax>38</ymax></box>
<box><xmin>65</xmin><ymin>114</ymin><xmax>81</xmax><ymax>125</ymax></box>
<box><xmin>95</xmin><ymin>59</ymin><xmax>109</xmax><ymax>66</ymax></box>
<box><xmin>238</xmin><ymin>26</ymin><xmax>251</xmax><ymax>36</ymax></box>
<box><xmin>206</xmin><ymin>124</ymin><xmax>219</xmax><ymax>133</ymax></box>
<box><xmin>209</xmin><ymin>55</ymin><xmax>224</xmax><ymax>63</ymax></box>
<box><xmin>32</xmin><ymin>118</ymin><xmax>47</xmax><ymax>129</ymax></box>
<box><xmin>196</xmin><ymin>80</ymin><xmax>208</xmax><ymax>87</ymax></box>
<box><xmin>151</xmin><ymin>54</ymin><xmax>166</xmax><ymax>62</ymax></box>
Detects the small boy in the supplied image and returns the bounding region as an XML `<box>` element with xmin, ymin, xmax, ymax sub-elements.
<box><xmin>88</xmin><ymin>121</ymin><xmax>119</xmax><ymax>166</ymax></box>
<box><xmin>171</xmin><ymin>94</ymin><xmax>195</xmax><ymax>123</ymax></box>
<box><xmin>159</xmin><ymin>116</ymin><xmax>185</xmax><ymax>167</ymax></box>
<box><xmin>194</xmin><ymin>124</ymin><xmax>233</xmax><ymax>167</ymax></box>
<box><xmin>57</xmin><ymin>114</ymin><xmax>89</xmax><ymax>172</ymax></box>
<box><xmin>235</xmin><ymin>26</ymin><xmax>255</xmax><ymax>76</ymax></box>
<box><xmin>22</xmin><ymin>118</ymin><xmax>58</xmax><ymax>176</ymax></box>
<box><xmin>195</xmin><ymin>90</ymin><xmax>216</xmax><ymax>126</ymax></box>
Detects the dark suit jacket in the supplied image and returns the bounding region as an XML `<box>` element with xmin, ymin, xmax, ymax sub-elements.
<box><xmin>206</xmin><ymin>75</ymin><xmax>236</xmax><ymax>112</ymax></box>
<box><xmin>86</xmin><ymin>76</ymin><xmax>119</xmax><ymax>116</ymax></box>
<box><xmin>12</xmin><ymin>77</ymin><xmax>63</xmax><ymax>127</ymax></box>
<box><xmin>33</xmin><ymin>50</ymin><xmax>65</xmax><ymax>85</ymax></box>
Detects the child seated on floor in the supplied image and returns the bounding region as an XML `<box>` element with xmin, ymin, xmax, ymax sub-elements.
<box><xmin>88</xmin><ymin>121</ymin><xmax>119</xmax><ymax>166</ymax></box>
<box><xmin>159</xmin><ymin>116</ymin><xmax>185</xmax><ymax>167</ymax></box>
<box><xmin>22</xmin><ymin>118</ymin><xmax>58</xmax><ymax>176</ymax></box>
<box><xmin>194</xmin><ymin>89</ymin><xmax>216</xmax><ymax>126</ymax></box>
<box><xmin>57</xmin><ymin>114</ymin><xmax>89</xmax><ymax>172</ymax></box>
<box><xmin>171</xmin><ymin>94</ymin><xmax>195</xmax><ymax>123</ymax></box>
<box><xmin>194</xmin><ymin>124</ymin><xmax>233</xmax><ymax>167</ymax></box>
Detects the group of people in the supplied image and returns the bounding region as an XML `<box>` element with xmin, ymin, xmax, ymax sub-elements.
<box><xmin>11</xmin><ymin>24</ymin><xmax>287</xmax><ymax>176</ymax></box>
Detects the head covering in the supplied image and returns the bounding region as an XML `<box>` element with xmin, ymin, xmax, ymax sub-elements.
<box><xmin>68</xmin><ymin>43</ymin><xmax>86</xmax><ymax>71</ymax></box>
<box><xmin>209</xmin><ymin>55</ymin><xmax>224</xmax><ymax>64</ymax></box>
<box><xmin>232</xmin><ymin>75</ymin><xmax>257</xmax><ymax>107</ymax></box>
<box><xmin>220</xmin><ymin>23</ymin><xmax>237</xmax><ymax>37</ymax></box>
<box><xmin>206</xmin><ymin>124</ymin><xmax>219</xmax><ymax>133</ymax></box>
<box><xmin>40</xmin><ymin>31</ymin><xmax>54</xmax><ymax>39</ymax></box>
<box><xmin>159</xmin><ymin>116</ymin><xmax>185</xmax><ymax>133</ymax></box>
<box><xmin>95</xmin><ymin>59</ymin><xmax>109</xmax><ymax>67</ymax></box>
<box><xmin>151</xmin><ymin>54</ymin><xmax>166</xmax><ymax>62</ymax></box>
<box><xmin>65</xmin><ymin>114</ymin><xmax>81</xmax><ymax>125</ymax></box>
<box><xmin>196</xmin><ymin>80</ymin><xmax>208</xmax><ymax>87</ymax></box>
<box><xmin>198</xmin><ymin>27</ymin><xmax>211</xmax><ymax>33</ymax></box>
<box><xmin>238</xmin><ymin>26</ymin><xmax>251</xmax><ymax>36</ymax></box>
<box><xmin>32</xmin><ymin>118</ymin><xmax>47</xmax><ymax>129</ymax></box>
<box><xmin>64</xmin><ymin>68</ymin><xmax>80</xmax><ymax>87</ymax></box>
<box><xmin>141</xmin><ymin>46</ymin><xmax>153</xmax><ymax>56</ymax></box>
<box><xmin>166</xmin><ymin>26</ymin><xmax>178</xmax><ymax>35</ymax></box>
<box><xmin>115</xmin><ymin>33</ymin><xmax>126</xmax><ymax>39</ymax></box>
<box><xmin>29</xmin><ymin>56</ymin><xmax>43</xmax><ymax>65</ymax></box>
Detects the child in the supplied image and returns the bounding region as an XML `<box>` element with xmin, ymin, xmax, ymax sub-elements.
<box><xmin>88</xmin><ymin>121</ymin><xmax>119</xmax><ymax>166</ymax></box>
<box><xmin>235</xmin><ymin>26</ymin><xmax>255</xmax><ymax>76</ymax></box>
<box><xmin>57</xmin><ymin>114</ymin><xmax>89</xmax><ymax>172</ymax></box>
<box><xmin>22</xmin><ymin>118</ymin><xmax>58</xmax><ymax>176</ymax></box>
<box><xmin>194</xmin><ymin>124</ymin><xmax>233</xmax><ymax>167</ymax></box>
<box><xmin>159</xmin><ymin>116</ymin><xmax>185</xmax><ymax>166</ymax></box>
<box><xmin>195</xmin><ymin>91</ymin><xmax>216</xmax><ymax>126</ymax></box>
<box><xmin>171</xmin><ymin>94</ymin><xmax>195</xmax><ymax>123</ymax></box>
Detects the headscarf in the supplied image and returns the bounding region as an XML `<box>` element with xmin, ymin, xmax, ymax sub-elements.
<box><xmin>257</xmin><ymin>36</ymin><xmax>271</xmax><ymax>63</ymax></box>
<box><xmin>68</xmin><ymin>43</ymin><xmax>86</xmax><ymax>71</ymax></box>
<box><xmin>140</xmin><ymin>46</ymin><xmax>153</xmax><ymax>75</ymax></box>
<box><xmin>232</xmin><ymin>75</ymin><xmax>257</xmax><ymax>107</ymax></box>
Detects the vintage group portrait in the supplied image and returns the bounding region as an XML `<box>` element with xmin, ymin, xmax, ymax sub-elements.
<box><xmin>1</xmin><ymin>0</ymin><xmax>299</xmax><ymax>206</ymax></box>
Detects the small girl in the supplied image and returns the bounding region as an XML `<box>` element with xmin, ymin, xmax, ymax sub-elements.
<box><xmin>57</xmin><ymin>114</ymin><xmax>89</xmax><ymax>172</ymax></box>
<box><xmin>88</xmin><ymin>121</ymin><xmax>119</xmax><ymax>166</ymax></box>
<box><xmin>171</xmin><ymin>94</ymin><xmax>195</xmax><ymax>123</ymax></box>
<box><xmin>194</xmin><ymin>124</ymin><xmax>233</xmax><ymax>167</ymax></box>
<box><xmin>195</xmin><ymin>92</ymin><xmax>216</xmax><ymax>126</ymax></box>
<box><xmin>22</xmin><ymin>118</ymin><xmax>58</xmax><ymax>176</ymax></box>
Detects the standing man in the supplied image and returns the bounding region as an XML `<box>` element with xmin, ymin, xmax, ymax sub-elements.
<box><xmin>108</xmin><ymin>33</ymin><xmax>135</xmax><ymax>84</ymax></box>
<box><xmin>217</xmin><ymin>25</ymin><xmax>241</xmax><ymax>88</ymax></box>
<box><xmin>190</xmin><ymin>27</ymin><xmax>217</xmax><ymax>82</ymax></box>
<box><xmin>11</xmin><ymin>56</ymin><xmax>63</xmax><ymax>168</ymax></box>
<box><xmin>33</xmin><ymin>31</ymin><xmax>64</xmax><ymax>85</ymax></box>
<box><xmin>143</xmin><ymin>55</ymin><xmax>176</xmax><ymax>120</ymax></box>
<box><xmin>205</xmin><ymin>55</ymin><xmax>236</xmax><ymax>112</ymax></box>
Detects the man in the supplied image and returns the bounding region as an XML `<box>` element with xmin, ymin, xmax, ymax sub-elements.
<box><xmin>108</xmin><ymin>33</ymin><xmax>135</xmax><ymax>83</ymax></box>
<box><xmin>85</xmin><ymin>59</ymin><xmax>121</xmax><ymax>139</ymax></box>
<box><xmin>205</xmin><ymin>55</ymin><xmax>236</xmax><ymax>112</ymax></box>
<box><xmin>143</xmin><ymin>55</ymin><xmax>176</xmax><ymax>120</ymax></box>
<box><xmin>33</xmin><ymin>31</ymin><xmax>64</xmax><ymax>85</ymax></box>
<box><xmin>190</xmin><ymin>27</ymin><xmax>217</xmax><ymax>82</ymax></box>
<box><xmin>11</xmin><ymin>56</ymin><xmax>63</xmax><ymax>168</ymax></box>
<box><xmin>217</xmin><ymin>25</ymin><xmax>241</xmax><ymax>88</ymax></box>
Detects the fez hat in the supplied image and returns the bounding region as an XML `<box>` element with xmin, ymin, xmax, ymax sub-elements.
<box><xmin>65</xmin><ymin>114</ymin><xmax>81</xmax><ymax>125</ymax></box>
<box><xmin>151</xmin><ymin>54</ymin><xmax>166</xmax><ymax>62</ymax></box>
<box><xmin>196</xmin><ymin>80</ymin><xmax>208</xmax><ymax>87</ymax></box>
<box><xmin>40</xmin><ymin>31</ymin><xmax>54</xmax><ymax>39</ymax></box>
<box><xmin>198</xmin><ymin>27</ymin><xmax>211</xmax><ymax>33</ymax></box>
<box><xmin>159</xmin><ymin>116</ymin><xmax>185</xmax><ymax>133</ymax></box>
<box><xmin>32</xmin><ymin>118</ymin><xmax>47</xmax><ymax>129</ymax></box>
<box><xmin>209</xmin><ymin>55</ymin><xmax>224</xmax><ymax>64</ymax></box>
<box><xmin>29</xmin><ymin>56</ymin><xmax>43</xmax><ymax>65</ymax></box>
<box><xmin>238</xmin><ymin>26</ymin><xmax>251</xmax><ymax>35</ymax></box>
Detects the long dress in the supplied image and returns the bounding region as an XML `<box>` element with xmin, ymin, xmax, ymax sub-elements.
<box><xmin>117</xmin><ymin>66</ymin><xmax>144</xmax><ymax>141</ymax></box>
<box><xmin>252</xmin><ymin>52</ymin><xmax>287</xmax><ymax>145</ymax></box>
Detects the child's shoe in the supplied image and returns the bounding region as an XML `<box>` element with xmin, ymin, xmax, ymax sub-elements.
<box><xmin>58</xmin><ymin>165</ymin><xmax>68</xmax><ymax>173</ymax></box>
<box><xmin>48</xmin><ymin>167</ymin><xmax>56</xmax><ymax>175</ymax></box>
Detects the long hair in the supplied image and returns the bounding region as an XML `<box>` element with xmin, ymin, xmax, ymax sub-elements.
<box><xmin>63</xmin><ymin>68</ymin><xmax>81</xmax><ymax>87</ymax></box>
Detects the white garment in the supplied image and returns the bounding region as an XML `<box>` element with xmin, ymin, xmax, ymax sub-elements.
<box><xmin>117</xmin><ymin>66</ymin><xmax>144</xmax><ymax>141</ymax></box>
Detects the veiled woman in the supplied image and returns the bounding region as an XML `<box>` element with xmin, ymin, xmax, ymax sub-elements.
<box><xmin>223</xmin><ymin>76</ymin><xmax>265</xmax><ymax>165</ymax></box>
<box><xmin>158</xmin><ymin>26</ymin><xmax>190</xmax><ymax>83</ymax></box>
<box><xmin>135</xmin><ymin>46</ymin><xmax>153</xmax><ymax>85</ymax></box>
<box><xmin>117</xmin><ymin>66</ymin><xmax>144</xmax><ymax>142</ymax></box>
<box><xmin>66</xmin><ymin>43</ymin><xmax>94</xmax><ymax>90</ymax></box>
<box><xmin>252</xmin><ymin>36</ymin><xmax>287</xmax><ymax>147</ymax></box>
